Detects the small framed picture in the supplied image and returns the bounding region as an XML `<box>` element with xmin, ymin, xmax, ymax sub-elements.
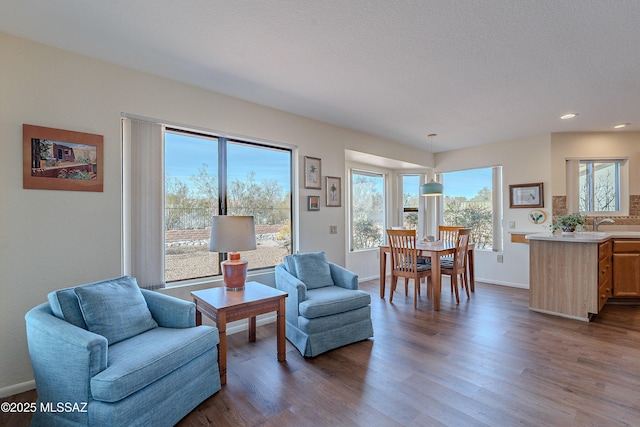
<box><xmin>509</xmin><ymin>182</ymin><xmax>544</xmax><ymax>208</ymax></box>
<box><xmin>326</xmin><ymin>176</ymin><xmax>341</xmax><ymax>207</ymax></box>
<box><xmin>307</xmin><ymin>195</ymin><xmax>320</xmax><ymax>211</ymax></box>
<box><xmin>304</xmin><ymin>156</ymin><xmax>321</xmax><ymax>189</ymax></box>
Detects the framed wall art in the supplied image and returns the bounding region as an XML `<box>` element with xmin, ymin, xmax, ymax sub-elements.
<box><xmin>509</xmin><ymin>182</ymin><xmax>543</xmax><ymax>208</ymax></box>
<box><xmin>307</xmin><ymin>195</ymin><xmax>320</xmax><ymax>211</ymax></box>
<box><xmin>325</xmin><ymin>176</ymin><xmax>341</xmax><ymax>207</ymax></box>
<box><xmin>23</xmin><ymin>124</ymin><xmax>104</xmax><ymax>192</ymax></box>
<box><xmin>304</xmin><ymin>156</ymin><xmax>321</xmax><ymax>189</ymax></box>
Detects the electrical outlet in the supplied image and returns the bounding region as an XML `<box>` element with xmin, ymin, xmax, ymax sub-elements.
<box><xmin>509</xmin><ymin>221</ymin><xmax>516</xmax><ymax>229</ymax></box>
<box><xmin>330</xmin><ymin>225</ymin><xmax>337</xmax><ymax>234</ymax></box>
<box><xmin>497</xmin><ymin>254</ymin><xmax>504</xmax><ymax>263</ymax></box>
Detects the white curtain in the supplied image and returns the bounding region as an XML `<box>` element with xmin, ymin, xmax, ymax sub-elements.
<box><xmin>492</xmin><ymin>166</ymin><xmax>503</xmax><ymax>252</ymax></box>
<box><xmin>123</xmin><ymin>117</ymin><xmax>165</xmax><ymax>289</ymax></box>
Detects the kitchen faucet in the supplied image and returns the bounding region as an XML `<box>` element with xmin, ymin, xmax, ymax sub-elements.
<box><xmin>593</xmin><ymin>216</ymin><xmax>614</xmax><ymax>231</ymax></box>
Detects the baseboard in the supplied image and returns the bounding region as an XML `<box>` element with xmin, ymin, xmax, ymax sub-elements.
<box><xmin>0</xmin><ymin>380</ymin><xmax>35</xmax><ymax>398</ymax></box>
<box><xmin>375</xmin><ymin>275</ymin><xmax>529</xmax><ymax>290</ymax></box>
<box><xmin>226</xmin><ymin>312</ymin><xmax>277</xmax><ymax>335</ymax></box>
<box><xmin>477</xmin><ymin>278</ymin><xmax>529</xmax><ymax>289</ymax></box>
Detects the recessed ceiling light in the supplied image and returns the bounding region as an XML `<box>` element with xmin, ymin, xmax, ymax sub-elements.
<box><xmin>613</xmin><ymin>123</ymin><xmax>629</xmax><ymax>129</ymax></box>
<box><xmin>560</xmin><ymin>113</ymin><xmax>578</xmax><ymax>120</ymax></box>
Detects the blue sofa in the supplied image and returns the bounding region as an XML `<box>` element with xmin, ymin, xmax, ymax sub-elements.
<box><xmin>275</xmin><ymin>252</ymin><xmax>373</xmax><ymax>357</ymax></box>
<box><xmin>25</xmin><ymin>276</ymin><xmax>221</xmax><ymax>427</ymax></box>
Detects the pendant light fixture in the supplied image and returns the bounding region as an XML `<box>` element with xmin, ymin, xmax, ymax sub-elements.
<box><xmin>420</xmin><ymin>134</ymin><xmax>443</xmax><ymax>196</ymax></box>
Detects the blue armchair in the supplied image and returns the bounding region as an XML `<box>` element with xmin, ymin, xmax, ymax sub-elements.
<box><xmin>25</xmin><ymin>276</ymin><xmax>221</xmax><ymax>427</ymax></box>
<box><xmin>275</xmin><ymin>252</ymin><xmax>373</xmax><ymax>357</ymax></box>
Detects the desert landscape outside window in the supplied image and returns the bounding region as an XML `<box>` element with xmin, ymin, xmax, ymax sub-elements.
<box><xmin>164</xmin><ymin>130</ymin><xmax>292</xmax><ymax>283</ymax></box>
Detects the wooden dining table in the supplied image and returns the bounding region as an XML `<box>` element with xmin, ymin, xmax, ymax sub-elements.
<box><xmin>379</xmin><ymin>241</ymin><xmax>475</xmax><ymax>310</ymax></box>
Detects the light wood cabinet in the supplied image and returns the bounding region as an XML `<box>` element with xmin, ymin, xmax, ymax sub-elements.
<box><xmin>529</xmin><ymin>238</ymin><xmax>612</xmax><ymax>321</ymax></box>
<box><xmin>612</xmin><ymin>240</ymin><xmax>640</xmax><ymax>297</ymax></box>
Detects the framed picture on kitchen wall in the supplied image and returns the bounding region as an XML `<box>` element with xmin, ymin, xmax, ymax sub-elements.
<box><xmin>509</xmin><ymin>182</ymin><xmax>543</xmax><ymax>208</ymax></box>
<box><xmin>23</xmin><ymin>124</ymin><xmax>104</xmax><ymax>192</ymax></box>
<box><xmin>304</xmin><ymin>156</ymin><xmax>321</xmax><ymax>189</ymax></box>
<box><xmin>325</xmin><ymin>176</ymin><xmax>341</xmax><ymax>207</ymax></box>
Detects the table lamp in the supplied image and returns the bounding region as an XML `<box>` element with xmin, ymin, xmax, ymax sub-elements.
<box><xmin>209</xmin><ymin>216</ymin><xmax>256</xmax><ymax>291</ymax></box>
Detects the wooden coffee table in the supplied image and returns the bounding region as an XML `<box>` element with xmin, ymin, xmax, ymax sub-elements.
<box><xmin>191</xmin><ymin>281</ymin><xmax>288</xmax><ymax>385</ymax></box>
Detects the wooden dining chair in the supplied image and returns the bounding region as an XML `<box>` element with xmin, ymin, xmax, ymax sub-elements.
<box><xmin>387</xmin><ymin>229</ymin><xmax>432</xmax><ymax>308</ymax></box>
<box><xmin>437</xmin><ymin>225</ymin><xmax>463</xmax><ymax>264</ymax></box>
<box><xmin>438</xmin><ymin>225</ymin><xmax>464</xmax><ymax>245</ymax></box>
<box><xmin>440</xmin><ymin>227</ymin><xmax>472</xmax><ymax>304</ymax></box>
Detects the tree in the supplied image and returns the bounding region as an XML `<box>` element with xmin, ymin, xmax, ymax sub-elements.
<box><xmin>403</xmin><ymin>192</ymin><xmax>418</xmax><ymax>230</ymax></box>
<box><xmin>471</xmin><ymin>186</ymin><xmax>491</xmax><ymax>202</ymax></box>
<box><xmin>353</xmin><ymin>217</ymin><xmax>383</xmax><ymax>249</ymax></box>
<box><xmin>351</xmin><ymin>174</ymin><xmax>384</xmax><ymax>249</ymax></box>
<box><xmin>594</xmin><ymin>170</ymin><xmax>616</xmax><ymax>211</ymax></box>
<box><xmin>443</xmin><ymin>194</ymin><xmax>493</xmax><ymax>249</ymax></box>
<box><xmin>31</xmin><ymin>138</ymin><xmax>52</xmax><ymax>168</ymax></box>
<box><xmin>228</xmin><ymin>171</ymin><xmax>289</xmax><ymax>224</ymax></box>
<box><xmin>165</xmin><ymin>165</ymin><xmax>291</xmax><ymax>230</ymax></box>
<box><xmin>191</xmin><ymin>164</ymin><xmax>218</xmax><ymax>210</ymax></box>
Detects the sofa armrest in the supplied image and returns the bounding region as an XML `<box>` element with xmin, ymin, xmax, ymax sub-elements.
<box><xmin>275</xmin><ymin>264</ymin><xmax>307</xmax><ymax>324</ymax></box>
<box><xmin>329</xmin><ymin>262</ymin><xmax>359</xmax><ymax>290</ymax></box>
<box><xmin>25</xmin><ymin>303</ymin><xmax>108</xmax><ymax>406</ymax></box>
<box><xmin>142</xmin><ymin>289</ymin><xmax>195</xmax><ymax>328</ymax></box>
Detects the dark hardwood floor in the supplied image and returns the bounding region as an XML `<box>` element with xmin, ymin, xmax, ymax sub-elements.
<box><xmin>3</xmin><ymin>279</ymin><xmax>640</xmax><ymax>426</ymax></box>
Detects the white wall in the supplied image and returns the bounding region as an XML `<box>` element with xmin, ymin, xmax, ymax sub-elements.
<box><xmin>435</xmin><ymin>134</ymin><xmax>552</xmax><ymax>287</ymax></box>
<box><xmin>0</xmin><ymin>33</ymin><xmax>430</xmax><ymax>392</ymax></box>
<box><xmin>550</xmin><ymin>131</ymin><xmax>640</xmax><ymax>196</ymax></box>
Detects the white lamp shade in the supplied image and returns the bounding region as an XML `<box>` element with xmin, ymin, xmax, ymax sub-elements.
<box><xmin>420</xmin><ymin>180</ymin><xmax>443</xmax><ymax>196</ymax></box>
<box><xmin>209</xmin><ymin>216</ymin><xmax>257</xmax><ymax>253</ymax></box>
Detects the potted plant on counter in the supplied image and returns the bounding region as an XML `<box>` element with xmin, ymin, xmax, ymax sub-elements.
<box><xmin>551</xmin><ymin>212</ymin><xmax>587</xmax><ymax>233</ymax></box>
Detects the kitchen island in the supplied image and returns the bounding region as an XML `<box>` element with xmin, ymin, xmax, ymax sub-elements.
<box><xmin>527</xmin><ymin>231</ymin><xmax>640</xmax><ymax>321</ymax></box>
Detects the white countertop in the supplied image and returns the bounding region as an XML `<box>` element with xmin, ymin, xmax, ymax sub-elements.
<box><xmin>526</xmin><ymin>231</ymin><xmax>640</xmax><ymax>242</ymax></box>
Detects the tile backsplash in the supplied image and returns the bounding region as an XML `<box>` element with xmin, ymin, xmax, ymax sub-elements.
<box><xmin>552</xmin><ymin>195</ymin><xmax>640</xmax><ymax>228</ymax></box>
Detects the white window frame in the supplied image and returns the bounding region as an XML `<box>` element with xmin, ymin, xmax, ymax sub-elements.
<box><xmin>398</xmin><ymin>173</ymin><xmax>420</xmax><ymax>231</ymax></box>
<box><xmin>123</xmin><ymin>115</ymin><xmax>295</xmax><ymax>288</ymax></box>
<box><xmin>566</xmin><ymin>157</ymin><xmax>629</xmax><ymax>216</ymax></box>
<box><xmin>349</xmin><ymin>168</ymin><xmax>387</xmax><ymax>252</ymax></box>
<box><xmin>436</xmin><ymin>166</ymin><xmax>503</xmax><ymax>252</ymax></box>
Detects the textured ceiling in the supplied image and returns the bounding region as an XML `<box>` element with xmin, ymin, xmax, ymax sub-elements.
<box><xmin>2</xmin><ymin>0</ymin><xmax>639</xmax><ymax>152</ymax></box>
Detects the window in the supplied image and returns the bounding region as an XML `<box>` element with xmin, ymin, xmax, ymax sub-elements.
<box><xmin>567</xmin><ymin>158</ymin><xmax>628</xmax><ymax>216</ymax></box>
<box><xmin>579</xmin><ymin>160</ymin><xmax>620</xmax><ymax>212</ymax></box>
<box><xmin>401</xmin><ymin>174</ymin><xmax>419</xmax><ymax>230</ymax></box>
<box><xmin>350</xmin><ymin>170</ymin><xmax>385</xmax><ymax>250</ymax></box>
<box><xmin>439</xmin><ymin>166</ymin><xmax>502</xmax><ymax>250</ymax></box>
<box><xmin>164</xmin><ymin>129</ymin><xmax>292</xmax><ymax>283</ymax></box>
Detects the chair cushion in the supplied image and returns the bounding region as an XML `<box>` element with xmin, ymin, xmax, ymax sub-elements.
<box><xmin>292</xmin><ymin>252</ymin><xmax>334</xmax><ymax>289</ymax></box>
<box><xmin>417</xmin><ymin>257</ymin><xmax>431</xmax><ymax>266</ymax></box>
<box><xmin>282</xmin><ymin>255</ymin><xmax>297</xmax><ymax>277</ymax></box>
<box><xmin>395</xmin><ymin>261</ymin><xmax>431</xmax><ymax>272</ymax></box>
<box><xmin>298</xmin><ymin>305</ymin><xmax>371</xmax><ymax>334</ymax></box>
<box><xmin>48</xmin><ymin>287</ymin><xmax>88</xmax><ymax>329</ymax></box>
<box><xmin>416</xmin><ymin>263</ymin><xmax>432</xmax><ymax>272</ymax></box>
<box><xmin>74</xmin><ymin>276</ymin><xmax>158</xmax><ymax>345</ymax></box>
<box><xmin>90</xmin><ymin>326</ymin><xmax>219</xmax><ymax>402</ymax></box>
<box><xmin>440</xmin><ymin>259</ymin><xmax>456</xmax><ymax>269</ymax></box>
<box><xmin>299</xmin><ymin>286</ymin><xmax>371</xmax><ymax>319</ymax></box>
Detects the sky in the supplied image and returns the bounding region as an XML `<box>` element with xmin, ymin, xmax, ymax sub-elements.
<box><xmin>166</xmin><ymin>130</ymin><xmax>489</xmax><ymax>200</ymax></box>
<box><xmin>403</xmin><ymin>169</ymin><xmax>491</xmax><ymax>199</ymax></box>
<box><xmin>441</xmin><ymin>168</ymin><xmax>492</xmax><ymax>199</ymax></box>
<box><xmin>165</xmin><ymin>132</ymin><xmax>291</xmax><ymax>193</ymax></box>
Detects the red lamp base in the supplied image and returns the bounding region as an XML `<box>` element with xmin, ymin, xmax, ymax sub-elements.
<box><xmin>221</xmin><ymin>252</ymin><xmax>248</xmax><ymax>291</ymax></box>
